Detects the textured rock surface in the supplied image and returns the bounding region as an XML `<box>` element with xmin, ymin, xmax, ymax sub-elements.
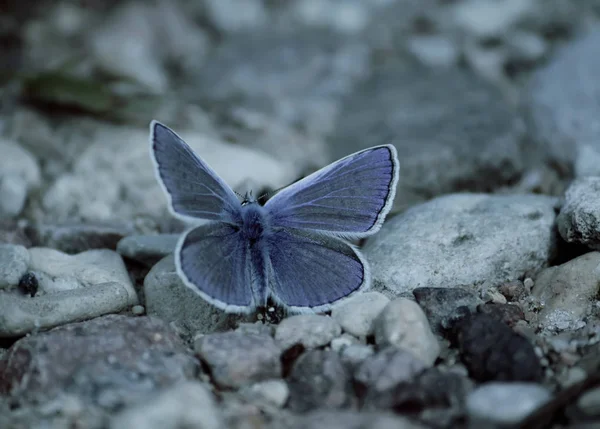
<box><xmin>557</xmin><ymin>177</ymin><xmax>600</xmax><ymax>249</ymax></box>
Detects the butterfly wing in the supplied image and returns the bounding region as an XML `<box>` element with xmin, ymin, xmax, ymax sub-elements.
<box><xmin>266</xmin><ymin>228</ymin><xmax>368</xmax><ymax>312</ymax></box>
<box><xmin>264</xmin><ymin>145</ymin><xmax>399</xmax><ymax>238</ymax></box>
<box><xmin>150</xmin><ymin>120</ymin><xmax>241</xmax><ymax>222</ymax></box>
<box><xmin>176</xmin><ymin>222</ymin><xmax>255</xmax><ymax>312</ymax></box>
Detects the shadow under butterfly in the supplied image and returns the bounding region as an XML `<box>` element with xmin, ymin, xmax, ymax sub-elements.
<box><xmin>149</xmin><ymin>121</ymin><xmax>399</xmax><ymax>314</ymax></box>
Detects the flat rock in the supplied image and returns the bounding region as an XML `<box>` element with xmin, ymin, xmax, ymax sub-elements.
<box><xmin>466</xmin><ymin>382</ymin><xmax>551</xmax><ymax>426</ymax></box>
<box><xmin>42</xmin><ymin>125</ymin><xmax>295</xmax><ymax>223</ymax></box>
<box><xmin>373</xmin><ymin>298</ymin><xmax>440</xmax><ymax>366</ymax></box>
<box><xmin>287</xmin><ymin>349</ymin><xmax>353</xmax><ymax>412</ymax></box>
<box><xmin>331</xmin><ymin>291</ymin><xmax>390</xmax><ymax>337</ymax></box>
<box><xmin>532</xmin><ymin>251</ymin><xmax>600</xmax><ymax>332</ymax></box>
<box><xmin>331</xmin><ymin>61</ymin><xmax>525</xmax><ymax>210</ymax></box>
<box><xmin>0</xmin><ymin>138</ymin><xmax>40</xmax><ymax>217</ymax></box>
<box><xmin>194</xmin><ymin>331</ymin><xmax>282</xmax><ymax>389</ymax></box>
<box><xmin>275</xmin><ymin>314</ymin><xmax>341</xmax><ymax>350</ymax></box>
<box><xmin>364</xmin><ymin>193</ymin><xmax>558</xmax><ymax>296</ymax></box>
<box><xmin>110</xmin><ymin>381</ymin><xmax>222</xmax><ymax>429</ymax></box>
<box><xmin>557</xmin><ymin>177</ymin><xmax>600</xmax><ymax>249</ymax></box>
<box><xmin>524</xmin><ymin>30</ymin><xmax>600</xmax><ymax>177</ymax></box>
<box><xmin>144</xmin><ymin>255</ymin><xmax>248</xmax><ymax>338</ymax></box>
<box><xmin>117</xmin><ymin>234</ymin><xmax>179</xmax><ymax>266</ymax></box>
<box><xmin>0</xmin><ymin>244</ymin><xmax>30</xmax><ymax>289</ymax></box>
<box><xmin>0</xmin><ymin>315</ymin><xmax>199</xmax><ymax>409</ymax></box>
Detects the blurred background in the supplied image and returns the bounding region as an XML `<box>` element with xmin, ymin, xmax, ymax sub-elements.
<box><xmin>1</xmin><ymin>0</ymin><xmax>599</xmax><ymax>236</ymax></box>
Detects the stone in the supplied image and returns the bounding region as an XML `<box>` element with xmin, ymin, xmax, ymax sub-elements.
<box><xmin>413</xmin><ymin>287</ymin><xmax>483</xmax><ymax>333</ymax></box>
<box><xmin>144</xmin><ymin>255</ymin><xmax>247</xmax><ymax>339</ymax></box>
<box><xmin>466</xmin><ymin>382</ymin><xmax>552</xmax><ymax>426</ymax></box>
<box><xmin>0</xmin><ymin>219</ymin><xmax>31</xmax><ymax>247</ymax></box>
<box><xmin>0</xmin><ymin>138</ymin><xmax>40</xmax><ymax>217</ymax></box>
<box><xmin>275</xmin><ymin>314</ymin><xmax>341</xmax><ymax>350</ymax></box>
<box><xmin>194</xmin><ymin>331</ymin><xmax>281</xmax><ymax>389</ymax></box>
<box><xmin>0</xmin><ymin>282</ymin><xmax>132</xmax><ymax>337</ymax></box>
<box><xmin>27</xmin><ymin>247</ymin><xmax>136</xmax><ymax>301</ymax></box>
<box><xmin>203</xmin><ymin>0</ymin><xmax>267</xmax><ymax>33</ymax></box>
<box><xmin>239</xmin><ymin>379</ymin><xmax>290</xmax><ymax>408</ymax></box>
<box><xmin>0</xmin><ymin>244</ymin><xmax>30</xmax><ymax>289</ymax></box>
<box><xmin>524</xmin><ymin>30</ymin><xmax>600</xmax><ymax>177</ymax></box>
<box><xmin>532</xmin><ymin>252</ymin><xmax>600</xmax><ymax>332</ymax></box>
<box><xmin>453</xmin><ymin>313</ymin><xmax>543</xmax><ymax>382</ymax></box>
<box><xmin>478</xmin><ymin>303</ymin><xmax>526</xmax><ymax>328</ymax></box>
<box><xmin>25</xmin><ymin>222</ymin><xmax>135</xmax><ymax>254</ymax></box>
<box><xmin>498</xmin><ymin>280</ymin><xmax>529</xmax><ymax>301</ymax></box>
<box><xmin>331</xmin><ymin>291</ymin><xmax>390</xmax><ymax>337</ymax></box>
<box><xmin>117</xmin><ymin>234</ymin><xmax>179</xmax><ymax>266</ymax></box>
<box><xmin>557</xmin><ymin>178</ymin><xmax>600</xmax><ymax>249</ymax></box>
<box><xmin>287</xmin><ymin>349</ymin><xmax>353</xmax><ymax>412</ymax></box>
<box><xmin>363</xmin><ymin>368</ymin><xmax>473</xmax><ymax>427</ymax></box>
<box><xmin>331</xmin><ymin>61</ymin><xmax>525</xmax><ymax>210</ymax></box>
<box><xmin>364</xmin><ymin>194</ymin><xmax>557</xmax><ymax>296</ymax></box>
<box><xmin>339</xmin><ymin>344</ymin><xmax>375</xmax><ymax>371</ymax></box>
<box><xmin>290</xmin><ymin>410</ymin><xmax>427</xmax><ymax>429</ymax></box>
<box><xmin>355</xmin><ymin>347</ymin><xmax>427</xmax><ymax>402</ymax></box>
<box><xmin>195</xmin><ymin>28</ymin><xmax>370</xmax><ymax>136</ymax></box>
<box><xmin>373</xmin><ymin>298</ymin><xmax>440</xmax><ymax>366</ymax></box>
<box><xmin>0</xmin><ymin>315</ymin><xmax>199</xmax><ymax>409</ymax></box>
<box><xmin>577</xmin><ymin>386</ymin><xmax>600</xmax><ymax>417</ymax></box>
<box><xmin>42</xmin><ymin>125</ymin><xmax>295</xmax><ymax>223</ymax></box>
<box><xmin>110</xmin><ymin>381</ymin><xmax>222</xmax><ymax>429</ymax></box>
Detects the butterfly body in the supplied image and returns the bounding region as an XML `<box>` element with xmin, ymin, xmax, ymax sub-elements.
<box><xmin>150</xmin><ymin>121</ymin><xmax>399</xmax><ymax>314</ymax></box>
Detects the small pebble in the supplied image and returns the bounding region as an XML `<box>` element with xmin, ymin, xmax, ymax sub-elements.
<box><xmin>331</xmin><ymin>291</ymin><xmax>390</xmax><ymax>337</ymax></box>
<box><xmin>131</xmin><ymin>305</ymin><xmax>145</xmax><ymax>316</ymax></box>
<box><xmin>241</xmin><ymin>379</ymin><xmax>289</xmax><ymax>408</ymax></box>
<box><xmin>275</xmin><ymin>314</ymin><xmax>341</xmax><ymax>350</ymax></box>
<box><xmin>523</xmin><ymin>278</ymin><xmax>534</xmax><ymax>290</ymax></box>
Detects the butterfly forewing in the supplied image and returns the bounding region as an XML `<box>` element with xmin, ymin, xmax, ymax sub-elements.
<box><xmin>150</xmin><ymin>121</ymin><xmax>241</xmax><ymax>222</ymax></box>
<box><xmin>264</xmin><ymin>145</ymin><xmax>399</xmax><ymax>238</ymax></box>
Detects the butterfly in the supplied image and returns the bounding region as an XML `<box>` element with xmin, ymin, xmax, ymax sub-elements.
<box><xmin>150</xmin><ymin>121</ymin><xmax>399</xmax><ymax>313</ymax></box>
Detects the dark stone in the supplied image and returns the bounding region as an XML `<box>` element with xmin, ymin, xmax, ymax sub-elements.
<box><xmin>194</xmin><ymin>331</ymin><xmax>282</xmax><ymax>389</ymax></box>
<box><xmin>413</xmin><ymin>287</ymin><xmax>482</xmax><ymax>333</ymax></box>
<box><xmin>25</xmin><ymin>222</ymin><xmax>135</xmax><ymax>254</ymax></box>
<box><xmin>0</xmin><ymin>314</ymin><xmax>198</xmax><ymax>409</ymax></box>
<box><xmin>287</xmin><ymin>349</ymin><xmax>354</xmax><ymax>412</ymax></box>
<box><xmin>17</xmin><ymin>272</ymin><xmax>38</xmax><ymax>297</ymax></box>
<box><xmin>454</xmin><ymin>313</ymin><xmax>543</xmax><ymax>382</ymax></box>
<box><xmin>498</xmin><ymin>280</ymin><xmax>529</xmax><ymax>301</ymax></box>
<box><xmin>477</xmin><ymin>303</ymin><xmax>526</xmax><ymax>328</ymax></box>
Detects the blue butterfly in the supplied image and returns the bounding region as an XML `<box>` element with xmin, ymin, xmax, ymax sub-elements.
<box><xmin>150</xmin><ymin>121</ymin><xmax>399</xmax><ymax>313</ymax></box>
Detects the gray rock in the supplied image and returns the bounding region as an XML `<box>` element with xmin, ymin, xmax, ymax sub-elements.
<box><xmin>0</xmin><ymin>138</ymin><xmax>40</xmax><ymax>217</ymax></box>
<box><xmin>110</xmin><ymin>381</ymin><xmax>222</xmax><ymax>429</ymax></box>
<box><xmin>578</xmin><ymin>386</ymin><xmax>600</xmax><ymax>418</ymax></box>
<box><xmin>339</xmin><ymin>344</ymin><xmax>375</xmax><ymax>371</ymax></box>
<box><xmin>42</xmin><ymin>125</ymin><xmax>295</xmax><ymax>223</ymax></box>
<box><xmin>331</xmin><ymin>291</ymin><xmax>390</xmax><ymax>337</ymax></box>
<box><xmin>364</xmin><ymin>193</ymin><xmax>557</xmax><ymax>296</ymax></box>
<box><xmin>557</xmin><ymin>177</ymin><xmax>600</xmax><ymax>249</ymax></box>
<box><xmin>144</xmin><ymin>255</ymin><xmax>248</xmax><ymax>338</ymax></box>
<box><xmin>0</xmin><ymin>244</ymin><xmax>30</xmax><ymax>289</ymax></box>
<box><xmin>25</xmin><ymin>222</ymin><xmax>135</xmax><ymax>254</ymax></box>
<box><xmin>331</xmin><ymin>61</ymin><xmax>525</xmax><ymax>210</ymax></box>
<box><xmin>239</xmin><ymin>379</ymin><xmax>290</xmax><ymax>408</ymax></box>
<box><xmin>117</xmin><ymin>234</ymin><xmax>179</xmax><ymax>266</ymax></box>
<box><xmin>203</xmin><ymin>0</ymin><xmax>267</xmax><ymax>33</ymax></box>
<box><xmin>466</xmin><ymin>382</ymin><xmax>551</xmax><ymax>427</ymax></box>
<box><xmin>532</xmin><ymin>252</ymin><xmax>600</xmax><ymax>332</ymax></box>
<box><xmin>194</xmin><ymin>331</ymin><xmax>282</xmax><ymax>389</ymax></box>
<box><xmin>0</xmin><ymin>282</ymin><xmax>132</xmax><ymax>337</ymax></box>
<box><xmin>195</xmin><ymin>28</ymin><xmax>370</xmax><ymax>136</ymax></box>
<box><xmin>0</xmin><ymin>248</ymin><xmax>138</xmax><ymax>337</ymax></box>
<box><xmin>524</xmin><ymin>30</ymin><xmax>600</xmax><ymax>177</ymax></box>
<box><xmin>287</xmin><ymin>349</ymin><xmax>353</xmax><ymax>412</ymax></box>
<box><xmin>355</xmin><ymin>347</ymin><xmax>427</xmax><ymax>400</ymax></box>
<box><xmin>374</xmin><ymin>298</ymin><xmax>440</xmax><ymax>366</ymax></box>
<box><xmin>290</xmin><ymin>410</ymin><xmax>427</xmax><ymax>429</ymax></box>
<box><xmin>28</xmin><ymin>248</ymin><xmax>136</xmax><ymax>302</ymax></box>
<box><xmin>275</xmin><ymin>314</ymin><xmax>342</xmax><ymax>350</ymax></box>
<box><xmin>0</xmin><ymin>219</ymin><xmax>31</xmax><ymax>246</ymax></box>
<box><xmin>0</xmin><ymin>315</ymin><xmax>199</xmax><ymax>408</ymax></box>
<box><xmin>413</xmin><ymin>287</ymin><xmax>483</xmax><ymax>333</ymax></box>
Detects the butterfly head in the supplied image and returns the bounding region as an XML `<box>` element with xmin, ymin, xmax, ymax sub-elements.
<box><xmin>241</xmin><ymin>190</ymin><xmax>256</xmax><ymax>206</ymax></box>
